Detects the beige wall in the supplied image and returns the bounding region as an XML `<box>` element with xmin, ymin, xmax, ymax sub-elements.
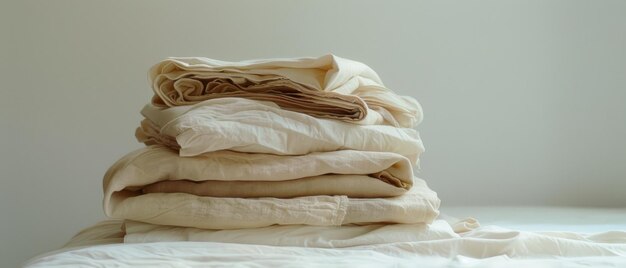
<box><xmin>2</xmin><ymin>0</ymin><xmax>626</xmax><ymax>266</ymax></box>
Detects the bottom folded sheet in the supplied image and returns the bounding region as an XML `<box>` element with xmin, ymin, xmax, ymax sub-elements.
<box><xmin>108</xmin><ymin>179</ymin><xmax>440</xmax><ymax>229</ymax></box>
<box><xmin>103</xmin><ymin>145</ymin><xmax>438</xmax><ymax>229</ymax></box>
<box><xmin>122</xmin><ymin>220</ymin><xmax>459</xmax><ymax>247</ymax></box>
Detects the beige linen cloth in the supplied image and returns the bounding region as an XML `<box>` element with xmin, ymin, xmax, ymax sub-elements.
<box><xmin>103</xmin><ymin>146</ymin><xmax>440</xmax><ymax>229</ymax></box>
<box><xmin>137</xmin><ymin>98</ymin><xmax>424</xmax><ymax>162</ymax></box>
<box><xmin>123</xmin><ymin>219</ymin><xmax>459</xmax><ymax>247</ymax></box>
<box><xmin>104</xmin><ymin>145</ymin><xmax>414</xmax><ymax>198</ymax></box>
<box><xmin>149</xmin><ymin>54</ymin><xmax>422</xmax><ymax>127</ymax></box>
<box><xmin>105</xmin><ymin>188</ymin><xmax>439</xmax><ymax>230</ymax></box>
<box><xmin>59</xmin><ymin>219</ymin><xmax>465</xmax><ymax>248</ymax></box>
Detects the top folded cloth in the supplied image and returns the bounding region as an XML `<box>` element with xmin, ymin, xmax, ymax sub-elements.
<box><xmin>149</xmin><ymin>54</ymin><xmax>422</xmax><ymax>127</ymax></box>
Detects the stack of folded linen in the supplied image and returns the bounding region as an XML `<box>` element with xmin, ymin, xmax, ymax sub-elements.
<box><xmin>103</xmin><ymin>55</ymin><xmax>444</xmax><ymax>246</ymax></box>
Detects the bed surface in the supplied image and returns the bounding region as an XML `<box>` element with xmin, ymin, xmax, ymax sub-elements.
<box><xmin>442</xmin><ymin>206</ymin><xmax>626</xmax><ymax>232</ymax></box>
<box><xmin>24</xmin><ymin>206</ymin><xmax>626</xmax><ymax>267</ymax></box>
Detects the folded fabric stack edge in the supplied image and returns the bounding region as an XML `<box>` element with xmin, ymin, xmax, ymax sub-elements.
<box><xmin>102</xmin><ymin>54</ymin><xmax>445</xmax><ymax>245</ymax></box>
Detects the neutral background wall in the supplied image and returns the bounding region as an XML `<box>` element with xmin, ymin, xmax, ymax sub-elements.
<box><xmin>2</xmin><ymin>0</ymin><xmax>625</xmax><ymax>266</ymax></box>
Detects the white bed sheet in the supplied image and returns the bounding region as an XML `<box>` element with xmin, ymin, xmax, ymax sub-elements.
<box><xmin>24</xmin><ymin>206</ymin><xmax>626</xmax><ymax>268</ymax></box>
<box><xmin>442</xmin><ymin>206</ymin><xmax>626</xmax><ymax>233</ymax></box>
<box><xmin>24</xmin><ymin>241</ymin><xmax>626</xmax><ymax>268</ymax></box>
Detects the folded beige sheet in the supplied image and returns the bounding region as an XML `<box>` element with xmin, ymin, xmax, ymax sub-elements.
<box><xmin>103</xmin><ymin>146</ymin><xmax>439</xmax><ymax>229</ymax></box>
<box><xmin>106</xmin><ymin>185</ymin><xmax>439</xmax><ymax>230</ymax></box>
<box><xmin>123</xmin><ymin>220</ymin><xmax>459</xmax><ymax>247</ymax></box>
<box><xmin>137</xmin><ymin>98</ymin><xmax>424</xmax><ymax>162</ymax></box>
<box><xmin>104</xmin><ymin>145</ymin><xmax>413</xmax><ymax>199</ymax></box>
<box><xmin>149</xmin><ymin>55</ymin><xmax>422</xmax><ymax>127</ymax></box>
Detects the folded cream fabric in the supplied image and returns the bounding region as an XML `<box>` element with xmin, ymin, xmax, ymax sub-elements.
<box><xmin>123</xmin><ymin>220</ymin><xmax>459</xmax><ymax>247</ymax></box>
<box><xmin>137</xmin><ymin>98</ymin><xmax>424</xmax><ymax>162</ymax></box>
<box><xmin>104</xmin><ymin>145</ymin><xmax>414</xmax><ymax>199</ymax></box>
<box><xmin>105</xmin><ymin>185</ymin><xmax>439</xmax><ymax>230</ymax></box>
<box><xmin>149</xmin><ymin>54</ymin><xmax>423</xmax><ymax>127</ymax></box>
<box><xmin>103</xmin><ymin>146</ymin><xmax>438</xmax><ymax>229</ymax></box>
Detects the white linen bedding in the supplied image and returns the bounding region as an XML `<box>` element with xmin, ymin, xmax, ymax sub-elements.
<box><xmin>24</xmin><ymin>213</ymin><xmax>626</xmax><ymax>268</ymax></box>
<box><xmin>137</xmin><ymin>98</ymin><xmax>424</xmax><ymax>161</ymax></box>
<box><xmin>24</xmin><ymin>242</ymin><xmax>626</xmax><ymax>268</ymax></box>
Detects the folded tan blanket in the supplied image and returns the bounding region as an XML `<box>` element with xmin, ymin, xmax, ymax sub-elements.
<box><xmin>149</xmin><ymin>55</ymin><xmax>423</xmax><ymax>127</ymax></box>
<box><xmin>104</xmin><ymin>145</ymin><xmax>413</xmax><ymax>199</ymax></box>
<box><xmin>103</xmin><ymin>146</ymin><xmax>439</xmax><ymax>229</ymax></box>
<box><xmin>141</xmin><ymin>174</ymin><xmax>409</xmax><ymax>198</ymax></box>
<box><xmin>137</xmin><ymin>98</ymin><xmax>424</xmax><ymax>163</ymax></box>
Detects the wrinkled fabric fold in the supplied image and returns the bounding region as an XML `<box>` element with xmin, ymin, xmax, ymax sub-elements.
<box><xmin>141</xmin><ymin>174</ymin><xmax>410</xmax><ymax>198</ymax></box>
<box><xmin>107</xmin><ymin>186</ymin><xmax>439</xmax><ymax>230</ymax></box>
<box><xmin>149</xmin><ymin>54</ymin><xmax>423</xmax><ymax>127</ymax></box>
<box><xmin>137</xmin><ymin>98</ymin><xmax>424</xmax><ymax>163</ymax></box>
<box><xmin>102</xmin><ymin>146</ymin><xmax>439</xmax><ymax>229</ymax></box>
<box><xmin>27</xmin><ymin>219</ymin><xmax>626</xmax><ymax>268</ymax></box>
<box><xmin>103</xmin><ymin>145</ymin><xmax>415</xmax><ymax>199</ymax></box>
